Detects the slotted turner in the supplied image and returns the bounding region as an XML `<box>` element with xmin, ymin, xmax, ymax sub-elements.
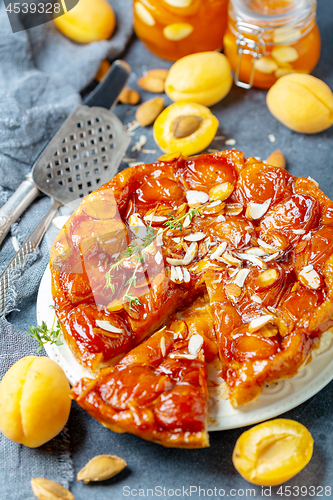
<box><xmin>0</xmin><ymin>60</ymin><xmax>131</xmax><ymax>316</ymax></box>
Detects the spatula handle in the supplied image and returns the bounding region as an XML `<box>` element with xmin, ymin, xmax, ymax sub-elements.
<box><xmin>84</xmin><ymin>59</ymin><xmax>131</xmax><ymax>110</ymax></box>
<box><xmin>0</xmin><ymin>199</ymin><xmax>60</xmax><ymax>316</ymax></box>
<box><xmin>0</xmin><ymin>174</ymin><xmax>39</xmax><ymax>247</ymax></box>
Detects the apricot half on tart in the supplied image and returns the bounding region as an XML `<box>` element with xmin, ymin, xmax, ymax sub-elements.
<box><xmin>50</xmin><ymin>150</ymin><xmax>333</xmax><ymax>447</ymax></box>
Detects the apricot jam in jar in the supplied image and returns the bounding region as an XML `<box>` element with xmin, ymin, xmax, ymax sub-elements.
<box><xmin>223</xmin><ymin>0</ymin><xmax>321</xmax><ymax>89</ymax></box>
<box><xmin>133</xmin><ymin>0</ymin><xmax>228</xmax><ymax>61</ymax></box>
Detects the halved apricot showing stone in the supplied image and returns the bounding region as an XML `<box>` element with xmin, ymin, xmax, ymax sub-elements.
<box><xmin>153</xmin><ymin>102</ymin><xmax>218</xmax><ymax>156</ymax></box>
<box><xmin>233</xmin><ymin>419</ymin><xmax>314</xmax><ymax>486</ymax></box>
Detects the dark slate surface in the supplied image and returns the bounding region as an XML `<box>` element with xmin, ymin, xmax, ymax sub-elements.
<box><xmin>8</xmin><ymin>1</ymin><xmax>333</xmax><ymax>499</ymax></box>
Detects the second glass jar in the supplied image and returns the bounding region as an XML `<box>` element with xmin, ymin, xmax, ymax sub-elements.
<box><xmin>223</xmin><ymin>0</ymin><xmax>321</xmax><ymax>89</ymax></box>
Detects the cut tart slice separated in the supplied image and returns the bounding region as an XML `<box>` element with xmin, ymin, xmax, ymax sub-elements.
<box><xmin>71</xmin><ymin>308</ymin><xmax>211</xmax><ymax>448</ymax></box>
<box><xmin>50</xmin><ymin>149</ymin><xmax>333</xmax><ymax>446</ymax></box>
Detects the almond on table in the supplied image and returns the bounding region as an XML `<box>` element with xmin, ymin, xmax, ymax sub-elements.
<box><xmin>135</xmin><ymin>97</ymin><xmax>165</xmax><ymax>126</ymax></box>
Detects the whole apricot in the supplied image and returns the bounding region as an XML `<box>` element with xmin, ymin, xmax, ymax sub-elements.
<box><xmin>165</xmin><ymin>52</ymin><xmax>232</xmax><ymax>107</ymax></box>
<box><xmin>267</xmin><ymin>74</ymin><xmax>333</xmax><ymax>134</ymax></box>
<box><xmin>54</xmin><ymin>0</ymin><xmax>116</xmax><ymax>44</ymax></box>
<box><xmin>233</xmin><ymin>419</ymin><xmax>314</xmax><ymax>486</ymax></box>
<box><xmin>0</xmin><ymin>356</ymin><xmax>71</xmax><ymax>448</ymax></box>
<box><xmin>154</xmin><ymin>101</ymin><xmax>219</xmax><ymax>156</ymax></box>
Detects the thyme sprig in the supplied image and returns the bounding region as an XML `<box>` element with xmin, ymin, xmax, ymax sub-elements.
<box><xmin>104</xmin><ymin>203</ymin><xmax>202</xmax><ymax>306</ymax></box>
<box><xmin>27</xmin><ymin>306</ymin><xmax>63</xmax><ymax>353</ymax></box>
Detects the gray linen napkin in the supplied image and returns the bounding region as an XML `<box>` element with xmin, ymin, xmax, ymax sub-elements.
<box><xmin>0</xmin><ymin>0</ymin><xmax>133</xmax><ymax>497</ymax></box>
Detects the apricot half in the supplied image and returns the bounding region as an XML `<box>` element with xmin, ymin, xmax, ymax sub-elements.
<box><xmin>233</xmin><ymin>419</ymin><xmax>314</xmax><ymax>486</ymax></box>
<box><xmin>165</xmin><ymin>52</ymin><xmax>232</xmax><ymax>107</ymax></box>
<box><xmin>154</xmin><ymin>102</ymin><xmax>219</xmax><ymax>156</ymax></box>
<box><xmin>0</xmin><ymin>356</ymin><xmax>71</xmax><ymax>448</ymax></box>
<box><xmin>54</xmin><ymin>0</ymin><xmax>116</xmax><ymax>44</ymax></box>
<box><xmin>267</xmin><ymin>74</ymin><xmax>333</xmax><ymax>134</ymax></box>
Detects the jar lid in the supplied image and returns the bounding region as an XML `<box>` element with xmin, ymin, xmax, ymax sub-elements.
<box><xmin>231</xmin><ymin>0</ymin><xmax>316</xmax><ymax>26</ymax></box>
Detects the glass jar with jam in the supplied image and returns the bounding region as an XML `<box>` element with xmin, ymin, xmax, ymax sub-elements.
<box><xmin>133</xmin><ymin>0</ymin><xmax>229</xmax><ymax>61</ymax></box>
<box><xmin>223</xmin><ymin>0</ymin><xmax>321</xmax><ymax>89</ymax></box>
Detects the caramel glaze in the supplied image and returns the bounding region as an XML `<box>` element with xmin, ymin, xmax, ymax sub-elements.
<box><xmin>51</xmin><ymin>150</ymin><xmax>333</xmax><ymax>438</ymax></box>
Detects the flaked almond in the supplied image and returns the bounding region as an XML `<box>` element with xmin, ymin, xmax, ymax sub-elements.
<box><xmin>265</xmin><ymin>150</ymin><xmax>286</xmax><ymax>169</ymax></box>
<box><xmin>146</xmin><ymin>68</ymin><xmax>169</xmax><ymax>81</ymax></box>
<box><xmin>209</xmin><ymin>182</ymin><xmax>234</xmax><ymax>202</ymax></box>
<box><xmin>183</xmin><ymin>267</ymin><xmax>191</xmax><ymax>283</ymax></box>
<box><xmin>184</xmin><ymin>232</ymin><xmax>206</xmax><ymax>242</ymax></box>
<box><xmin>95</xmin><ymin>320</ymin><xmax>123</xmax><ymax>334</ymax></box>
<box><xmin>225</xmin><ymin>203</ymin><xmax>243</xmax><ymax>216</ymax></box>
<box><xmin>107</xmin><ymin>300</ymin><xmax>124</xmax><ymax>313</ymax></box>
<box><xmin>144</xmin><ymin>213</ymin><xmax>168</xmax><ymax>223</ymax></box>
<box><xmin>255</xmin><ymin>269</ymin><xmax>279</xmax><ymax>288</ymax></box>
<box><xmin>248</xmin><ymin>315</ymin><xmax>274</xmax><ymax>333</ymax></box>
<box><xmin>170</xmin><ymin>265</ymin><xmax>178</xmax><ymax>282</ymax></box>
<box><xmin>172</xmin><ymin>115</ymin><xmax>203</xmax><ymax>139</ymax></box>
<box><xmin>266</xmin><ymin>232</ymin><xmax>289</xmax><ymax>251</ymax></box>
<box><xmin>220</xmin><ymin>252</ymin><xmax>242</xmax><ymax>267</ymax></box>
<box><xmin>298</xmin><ymin>265</ymin><xmax>321</xmax><ymax>290</ymax></box>
<box><xmin>234</xmin><ymin>268</ymin><xmax>250</xmax><ymax>287</ymax></box>
<box><xmin>175</xmin><ymin>266</ymin><xmax>184</xmax><ymax>282</ymax></box>
<box><xmin>257</xmin><ymin>238</ymin><xmax>279</xmax><ymax>254</ymax></box>
<box><xmin>31</xmin><ymin>478</ymin><xmax>74</xmax><ymax>500</ymax></box>
<box><xmin>188</xmin><ymin>334</ymin><xmax>203</xmax><ymax>357</ymax></box>
<box><xmin>155</xmin><ymin>250</ymin><xmax>163</xmax><ymax>265</ymax></box>
<box><xmin>186</xmin><ymin>190</ymin><xmax>209</xmax><ymax>206</ymax></box>
<box><xmin>201</xmin><ymin>200</ymin><xmax>225</xmax><ymax>215</ymax></box>
<box><xmin>210</xmin><ymin>242</ymin><xmax>227</xmax><ymax>260</ymax></box>
<box><xmin>245</xmin><ymin>199</ymin><xmax>271</xmax><ymax>220</ymax></box>
<box><xmin>238</xmin><ymin>253</ymin><xmax>266</xmax><ymax>269</ymax></box>
<box><xmin>160</xmin><ymin>336</ymin><xmax>166</xmax><ymax>357</ymax></box>
<box><xmin>135</xmin><ymin>97</ymin><xmax>164</xmax><ymax>127</ymax></box>
<box><xmin>77</xmin><ymin>455</ymin><xmax>127</xmax><ymax>484</ymax></box>
<box><xmin>245</xmin><ymin>247</ymin><xmax>267</xmax><ymax>257</ymax></box>
<box><xmin>137</xmin><ymin>75</ymin><xmax>165</xmax><ymax>93</ymax></box>
<box><xmin>119</xmin><ymin>88</ymin><xmax>140</xmax><ymax>105</ymax></box>
<box><xmin>225</xmin><ymin>283</ymin><xmax>242</xmax><ymax>298</ymax></box>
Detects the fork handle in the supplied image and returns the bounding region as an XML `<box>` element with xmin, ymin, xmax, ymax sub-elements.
<box><xmin>0</xmin><ymin>199</ymin><xmax>60</xmax><ymax>316</ymax></box>
<box><xmin>0</xmin><ymin>173</ymin><xmax>39</xmax><ymax>247</ymax></box>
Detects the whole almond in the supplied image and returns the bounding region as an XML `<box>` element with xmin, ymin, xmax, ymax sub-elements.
<box><xmin>265</xmin><ymin>150</ymin><xmax>286</xmax><ymax>169</ymax></box>
<box><xmin>146</xmin><ymin>68</ymin><xmax>169</xmax><ymax>81</ymax></box>
<box><xmin>135</xmin><ymin>97</ymin><xmax>164</xmax><ymax>126</ymax></box>
<box><xmin>172</xmin><ymin>115</ymin><xmax>203</xmax><ymax>138</ymax></box>
<box><xmin>77</xmin><ymin>455</ymin><xmax>127</xmax><ymax>484</ymax></box>
<box><xmin>31</xmin><ymin>478</ymin><xmax>74</xmax><ymax>500</ymax></box>
<box><xmin>138</xmin><ymin>75</ymin><xmax>165</xmax><ymax>93</ymax></box>
<box><xmin>119</xmin><ymin>88</ymin><xmax>140</xmax><ymax>105</ymax></box>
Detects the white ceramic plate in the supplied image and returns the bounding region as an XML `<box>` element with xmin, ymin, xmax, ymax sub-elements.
<box><xmin>37</xmin><ymin>265</ymin><xmax>333</xmax><ymax>431</ymax></box>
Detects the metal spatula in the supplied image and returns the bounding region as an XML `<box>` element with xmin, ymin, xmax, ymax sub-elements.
<box><xmin>0</xmin><ymin>60</ymin><xmax>131</xmax><ymax>316</ymax></box>
<box><xmin>0</xmin><ymin>59</ymin><xmax>130</xmax><ymax>246</ymax></box>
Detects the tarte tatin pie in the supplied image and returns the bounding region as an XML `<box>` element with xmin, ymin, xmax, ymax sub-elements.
<box><xmin>51</xmin><ymin>150</ymin><xmax>333</xmax><ymax>448</ymax></box>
